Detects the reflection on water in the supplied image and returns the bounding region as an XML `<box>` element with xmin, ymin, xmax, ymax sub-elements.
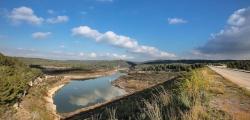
<box><xmin>53</xmin><ymin>72</ymin><xmax>126</xmax><ymax>113</ymax></box>
<box><xmin>69</xmin><ymin>86</ymin><xmax>125</xmax><ymax>106</ymax></box>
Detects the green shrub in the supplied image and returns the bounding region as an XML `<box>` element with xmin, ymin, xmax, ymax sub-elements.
<box><xmin>0</xmin><ymin>53</ymin><xmax>42</xmax><ymax>104</ymax></box>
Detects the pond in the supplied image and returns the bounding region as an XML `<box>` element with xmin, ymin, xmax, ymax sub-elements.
<box><xmin>53</xmin><ymin>72</ymin><xmax>126</xmax><ymax>113</ymax></box>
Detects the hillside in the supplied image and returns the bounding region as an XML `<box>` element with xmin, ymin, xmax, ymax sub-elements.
<box><xmin>0</xmin><ymin>53</ymin><xmax>41</xmax><ymax>104</ymax></box>
<box><xmin>16</xmin><ymin>57</ymin><xmax>132</xmax><ymax>70</ymax></box>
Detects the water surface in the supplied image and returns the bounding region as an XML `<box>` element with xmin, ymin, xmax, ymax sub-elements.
<box><xmin>53</xmin><ymin>72</ymin><xmax>126</xmax><ymax>113</ymax></box>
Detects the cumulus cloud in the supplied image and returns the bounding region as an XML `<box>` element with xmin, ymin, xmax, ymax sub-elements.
<box><xmin>32</xmin><ymin>32</ymin><xmax>51</xmax><ymax>39</ymax></box>
<box><xmin>72</xmin><ymin>26</ymin><xmax>176</xmax><ymax>59</ymax></box>
<box><xmin>46</xmin><ymin>15</ymin><xmax>69</xmax><ymax>24</ymax></box>
<box><xmin>78</xmin><ymin>52</ymin><xmax>133</xmax><ymax>60</ymax></box>
<box><xmin>194</xmin><ymin>7</ymin><xmax>250</xmax><ymax>59</ymax></box>
<box><xmin>8</xmin><ymin>6</ymin><xmax>44</xmax><ymax>25</ymax></box>
<box><xmin>168</xmin><ymin>18</ymin><xmax>187</xmax><ymax>24</ymax></box>
<box><xmin>1</xmin><ymin>47</ymin><xmax>133</xmax><ymax>60</ymax></box>
<box><xmin>7</xmin><ymin>6</ymin><xmax>68</xmax><ymax>25</ymax></box>
<box><xmin>101</xmin><ymin>52</ymin><xmax>133</xmax><ymax>59</ymax></box>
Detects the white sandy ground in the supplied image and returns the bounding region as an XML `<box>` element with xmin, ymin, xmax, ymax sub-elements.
<box><xmin>45</xmin><ymin>84</ymin><xmax>65</xmax><ymax>120</ymax></box>
<box><xmin>209</xmin><ymin>66</ymin><xmax>250</xmax><ymax>90</ymax></box>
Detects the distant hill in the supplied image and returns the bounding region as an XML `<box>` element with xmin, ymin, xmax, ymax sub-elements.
<box><xmin>140</xmin><ymin>59</ymin><xmax>250</xmax><ymax>71</ymax></box>
<box><xmin>15</xmin><ymin>57</ymin><xmax>134</xmax><ymax>70</ymax></box>
<box><xmin>141</xmin><ymin>60</ymin><xmax>237</xmax><ymax>65</ymax></box>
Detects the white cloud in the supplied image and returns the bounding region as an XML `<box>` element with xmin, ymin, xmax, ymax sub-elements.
<box><xmin>102</xmin><ymin>52</ymin><xmax>133</xmax><ymax>59</ymax></box>
<box><xmin>32</xmin><ymin>32</ymin><xmax>51</xmax><ymax>39</ymax></box>
<box><xmin>78</xmin><ymin>52</ymin><xmax>132</xmax><ymax>60</ymax></box>
<box><xmin>168</xmin><ymin>18</ymin><xmax>187</xmax><ymax>24</ymax></box>
<box><xmin>90</xmin><ymin>52</ymin><xmax>97</xmax><ymax>58</ymax></box>
<box><xmin>46</xmin><ymin>15</ymin><xmax>69</xmax><ymax>24</ymax></box>
<box><xmin>8</xmin><ymin>7</ymin><xmax>69</xmax><ymax>25</ymax></box>
<box><xmin>195</xmin><ymin>7</ymin><xmax>250</xmax><ymax>59</ymax></box>
<box><xmin>9</xmin><ymin>6</ymin><xmax>44</xmax><ymax>25</ymax></box>
<box><xmin>72</xmin><ymin>26</ymin><xmax>101</xmax><ymax>39</ymax></box>
<box><xmin>227</xmin><ymin>8</ymin><xmax>246</xmax><ymax>26</ymax></box>
<box><xmin>72</xmin><ymin>26</ymin><xmax>176</xmax><ymax>59</ymax></box>
<box><xmin>79</xmin><ymin>52</ymin><xmax>85</xmax><ymax>56</ymax></box>
<box><xmin>0</xmin><ymin>47</ymin><xmax>134</xmax><ymax>60</ymax></box>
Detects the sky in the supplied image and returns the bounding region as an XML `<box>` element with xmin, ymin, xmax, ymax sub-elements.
<box><xmin>0</xmin><ymin>0</ymin><xmax>250</xmax><ymax>61</ymax></box>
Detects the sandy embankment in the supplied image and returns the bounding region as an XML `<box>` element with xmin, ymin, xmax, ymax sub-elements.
<box><xmin>45</xmin><ymin>84</ymin><xmax>65</xmax><ymax>119</ymax></box>
<box><xmin>45</xmin><ymin>69</ymin><xmax>117</xmax><ymax>119</ymax></box>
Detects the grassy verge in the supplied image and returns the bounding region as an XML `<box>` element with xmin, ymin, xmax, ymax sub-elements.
<box><xmin>80</xmin><ymin>67</ymin><xmax>234</xmax><ymax>120</ymax></box>
<box><xmin>137</xmin><ymin>67</ymin><xmax>231</xmax><ymax>120</ymax></box>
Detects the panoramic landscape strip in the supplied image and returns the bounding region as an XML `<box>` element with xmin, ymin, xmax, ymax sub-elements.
<box><xmin>1</xmin><ymin>0</ymin><xmax>250</xmax><ymax>120</ymax></box>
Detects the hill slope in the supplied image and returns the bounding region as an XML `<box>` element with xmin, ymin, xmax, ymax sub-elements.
<box><xmin>0</xmin><ymin>53</ymin><xmax>41</xmax><ymax>104</ymax></box>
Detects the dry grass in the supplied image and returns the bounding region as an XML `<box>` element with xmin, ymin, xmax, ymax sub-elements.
<box><xmin>143</xmin><ymin>100</ymin><xmax>162</xmax><ymax>120</ymax></box>
<box><xmin>126</xmin><ymin>80</ymin><xmax>150</xmax><ymax>90</ymax></box>
<box><xmin>182</xmin><ymin>104</ymin><xmax>207</xmax><ymax>120</ymax></box>
<box><xmin>106</xmin><ymin>108</ymin><xmax>117</xmax><ymax>120</ymax></box>
<box><xmin>90</xmin><ymin>113</ymin><xmax>102</xmax><ymax>120</ymax></box>
<box><xmin>77</xmin><ymin>67</ymin><xmax>249</xmax><ymax>120</ymax></box>
<box><xmin>139</xmin><ymin>68</ymin><xmax>215</xmax><ymax>120</ymax></box>
<box><xmin>12</xmin><ymin>76</ymin><xmax>63</xmax><ymax>120</ymax></box>
<box><xmin>207</xmin><ymin>68</ymin><xmax>250</xmax><ymax>120</ymax></box>
<box><xmin>233</xmin><ymin>111</ymin><xmax>250</xmax><ymax>120</ymax></box>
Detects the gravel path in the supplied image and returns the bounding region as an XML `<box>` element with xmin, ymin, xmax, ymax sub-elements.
<box><xmin>209</xmin><ymin>66</ymin><xmax>250</xmax><ymax>90</ymax></box>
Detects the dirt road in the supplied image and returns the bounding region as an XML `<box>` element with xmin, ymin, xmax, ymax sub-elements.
<box><xmin>209</xmin><ymin>66</ymin><xmax>250</xmax><ymax>90</ymax></box>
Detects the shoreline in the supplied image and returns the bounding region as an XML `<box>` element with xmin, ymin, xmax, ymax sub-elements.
<box><xmin>45</xmin><ymin>69</ymin><xmax>118</xmax><ymax>119</ymax></box>
<box><xmin>45</xmin><ymin>84</ymin><xmax>65</xmax><ymax>119</ymax></box>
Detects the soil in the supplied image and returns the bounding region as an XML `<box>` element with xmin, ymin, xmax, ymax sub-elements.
<box><xmin>208</xmin><ymin>68</ymin><xmax>250</xmax><ymax>120</ymax></box>
<box><xmin>209</xmin><ymin>66</ymin><xmax>250</xmax><ymax>90</ymax></box>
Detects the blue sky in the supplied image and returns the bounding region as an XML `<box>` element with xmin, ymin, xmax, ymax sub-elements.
<box><xmin>0</xmin><ymin>0</ymin><xmax>250</xmax><ymax>60</ymax></box>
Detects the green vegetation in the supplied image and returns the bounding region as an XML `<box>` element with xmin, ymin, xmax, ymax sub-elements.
<box><xmin>225</xmin><ymin>60</ymin><xmax>250</xmax><ymax>71</ymax></box>
<box><xmin>0</xmin><ymin>53</ymin><xmax>41</xmax><ymax>104</ymax></box>
<box><xmin>1</xmin><ymin>53</ymin><xmax>249</xmax><ymax>119</ymax></box>
<box><xmin>17</xmin><ymin>57</ymin><xmax>131</xmax><ymax>70</ymax></box>
<box><xmin>74</xmin><ymin>67</ymin><xmax>235</xmax><ymax>120</ymax></box>
<box><xmin>135</xmin><ymin>68</ymin><xmax>223</xmax><ymax>120</ymax></box>
<box><xmin>136</xmin><ymin>68</ymin><xmax>224</xmax><ymax>120</ymax></box>
<box><xmin>135</xmin><ymin>63</ymin><xmax>204</xmax><ymax>72</ymax></box>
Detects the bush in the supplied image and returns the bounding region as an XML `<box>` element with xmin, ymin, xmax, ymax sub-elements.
<box><xmin>226</xmin><ymin>61</ymin><xmax>250</xmax><ymax>70</ymax></box>
<box><xmin>135</xmin><ymin>63</ymin><xmax>204</xmax><ymax>72</ymax></box>
<box><xmin>0</xmin><ymin>53</ymin><xmax>42</xmax><ymax>104</ymax></box>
